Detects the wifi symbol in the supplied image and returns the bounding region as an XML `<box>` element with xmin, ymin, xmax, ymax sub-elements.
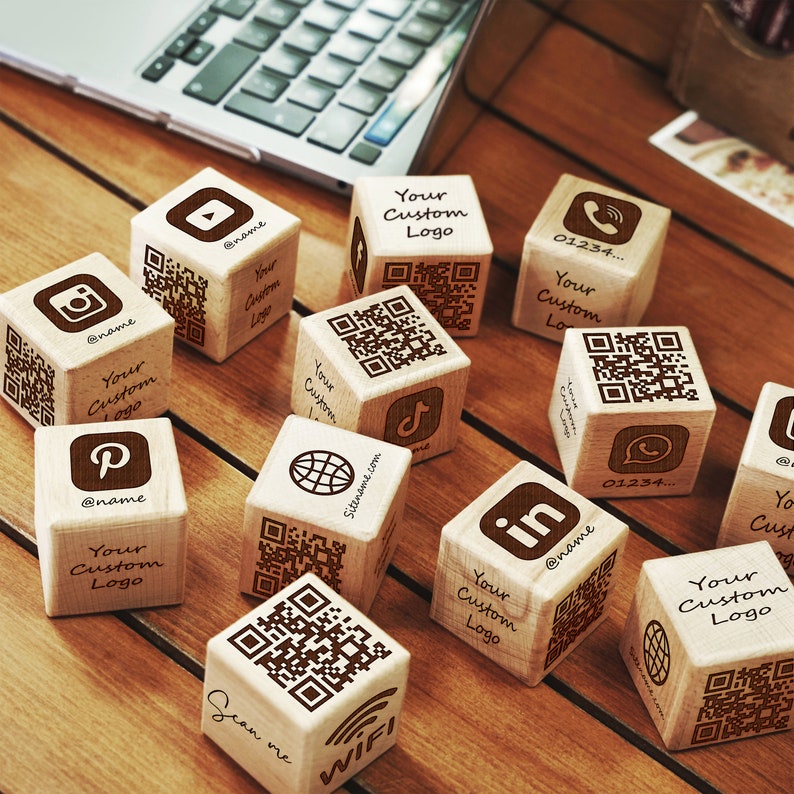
<box><xmin>325</xmin><ymin>688</ymin><xmax>397</xmax><ymax>746</ymax></box>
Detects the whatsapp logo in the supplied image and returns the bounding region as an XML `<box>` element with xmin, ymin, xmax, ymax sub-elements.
<box><xmin>608</xmin><ymin>425</ymin><xmax>689</xmax><ymax>473</ymax></box>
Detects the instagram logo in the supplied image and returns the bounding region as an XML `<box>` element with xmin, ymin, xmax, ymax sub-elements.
<box><xmin>34</xmin><ymin>274</ymin><xmax>123</xmax><ymax>332</ymax></box>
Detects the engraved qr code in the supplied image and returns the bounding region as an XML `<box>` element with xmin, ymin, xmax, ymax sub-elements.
<box><xmin>141</xmin><ymin>245</ymin><xmax>208</xmax><ymax>347</ymax></box>
<box><xmin>382</xmin><ymin>261</ymin><xmax>479</xmax><ymax>332</ymax></box>
<box><xmin>327</xmin><ymin>292</ymin><xmax>447</xmax><ymax>378</ymax></box>
<box><xmin>252</xmin><ymin>517</ymin><xmax>346</xmax><ymax>598</ymax></box>
<box><xmin>691</xmin><ymin>658</ymin><xmax>794</xmax><ymax>745</ymax></box>
<box><xmin>3</xmin><ymin>325</ymin><xmax>55</xmax><ymax>425</ymax></box>
<box><xmin>583</xmin><ymin>330</ymin><xmax>698</xmax><ymax>404</ymax></box>
<box><xmin>545</xmin><ymin>550</ymin><xmax>617</xmax><ymax>668</ymax></box>
<box><xmin>227</xmin><ymin>581</ymin><xmax>392</xmax><ymax>711</ymax></box>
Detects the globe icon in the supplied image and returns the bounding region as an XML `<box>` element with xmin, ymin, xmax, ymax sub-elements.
<box><xmin>289</xmin><ymin>450</ymin><xmax>355</xmax><ymax>496</ymax></box>
<box><xmin>643</xmin><ymin>619</ymin><xmax>670</xmax><ymax>686</ymax></box>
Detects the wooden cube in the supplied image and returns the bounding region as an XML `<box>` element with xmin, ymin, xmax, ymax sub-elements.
<box><xmin>202</xmin><ymin>572</ymin><xmax>409</xmax><ymax>794</ymax></box>
<box><xmin>130</xmin><ymin>166</ymin><xmax>300</xmax><ymax>362</ymax></box>
<box><xmin>512</xmin><ymin>174</ymin><xmax>671</xmax><ymax>342</ymax></box>
<box><xmin>345</xmin><ymin>174</ymin><xmax>493</xmax><ymax>337</ymax></box>
<box><xmin>619</xmin><ymin>541</ymin><xmax>794</xmax><ymax>750</ymax></box>
<box><xmin>34</xmin><ymin>417</ymin><xmax>188</xmax><ymax>616</ymax></box>
<box><xmin>290</xmin><ymin>285</ymin><xmax>470</xmax><ymax>464</ymax></box>
<box><xmin>548</xmin><ymin>326</ymin><xmax>716</xmax><ymax>498</ymax></box>
<box><xmin>239</xmin><ymin>414</ymin><xmax>411</xmax><ymax>612</ymax></box>
<box><xmin>0</xmin><ymin>252</ymin><xmax>174</xmax><ymax>428</ymax></box>
<box><xmin>718</xmin><ymin>382</ymin><xmax>794</xmax><ymax>576</ymax></box>
<box><xmin>429</xmin><ymin>460</ymin><xmax>628</xmax><ymax>686</ymax></box>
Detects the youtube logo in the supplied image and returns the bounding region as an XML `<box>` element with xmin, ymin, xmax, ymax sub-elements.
<box><xmin>166</xmin><ymin>187</ymin><xmax>254</xmax><ymax>242</ymax></box>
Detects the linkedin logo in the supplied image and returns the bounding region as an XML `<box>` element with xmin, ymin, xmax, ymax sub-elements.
<box><xmin>479</xmin><ymin>483</ymin><xmax>580</xmax><ymax>560</ymax></box>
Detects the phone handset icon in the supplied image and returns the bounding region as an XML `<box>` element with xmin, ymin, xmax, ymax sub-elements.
<box><xmin>583</xmin><ymin>199</ymin><xmax>620</xmax><ymax>236</ymax></box>
<box><xmin>564</xmin><ymin>191</ymin><xmax>642</xmax><ymax>244</ymax></box>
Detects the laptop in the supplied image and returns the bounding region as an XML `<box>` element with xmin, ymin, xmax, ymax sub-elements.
<box><xmin>0</xmin><ymin>0</ymin><xmax>498</xmax><ymax>192</ymax></box>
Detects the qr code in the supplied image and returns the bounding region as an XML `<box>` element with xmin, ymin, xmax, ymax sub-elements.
<box><xmin>3</xmin><ymin>325</ymin><xmax>55</xmax><ymax>425</ymax></box>
<box><xmin>382</xmin><ymin>260</ymin><xmax>479</xmax><ymax>332</ymax></box>
<box><xmin>691</xmin><ymin>658</ymin><xmax>794</xmax><ymax>745</ymax></box>
<box><xmin>327</xmin><ymin>291</ymin><xmax>447</xmax><ymax>378</ymax></box>
<box><xmin>227</xmin><ymin>580</ymin><xmax>392</xmax><ymax>711</ymax></box>
<box><xmin>545</xmin><ymin>550</ymin><xmax>618</xmax><ymax>668</ymax></box>
<box><xmin>141</xmin><ymin>244</ymin><xmax>208</xmax><ymax>347</ymax></box>
<box><xmin>582</xmin><ymin>330</ymin><xmax>698</xmax><ymax>404</ymax></box>
<box><xmin>251</xmin><ymin>517</ymin><xmax>346</xmax><ymax>598</ymax></box>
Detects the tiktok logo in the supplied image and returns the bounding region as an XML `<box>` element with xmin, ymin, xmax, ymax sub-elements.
<box><xmin>384</xmin><ymin>387</ymin><xmax>443</xmax><ymax>446</ymax></box>
<box><xmin>479</xmin><ymin>483</ymin><xmax>580</xmax><ymax>560</ymax></box>
<box><xmin>70</xmin><ymin>431</ymin><xmax>152</xmax><ymax>491</ymax></box>
<box><xmin>768</xmin><ymin>395</ymin><xmax>794</xmax><ymax>451</ymax></box>
<box><xmin>350</xmin><ymin>216</ymin><xmax>368</xmax><ymax>293</ymax></box>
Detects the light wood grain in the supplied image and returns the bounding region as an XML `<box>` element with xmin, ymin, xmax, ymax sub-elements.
<box><xmin>2</xmin><ymin>2</ymin><xmax>794</xmax><ymax>791</ymax></box>
<box><xmin>620</xmin><ymin>541</ymin><xmax>794</xmax><ymax>751</ymax></box>
<box><xmin>346</xmin><ymin>174</ymin><xmax>493</xmax><ymax>336</ymax></box>
<box><xmin>512</xmin><ymin>173</ymin><xmax>670</xmax><ymax>341</ymax></box>
<box><xmin>239</xmin><ymin>414</ymin><xmax>412</xmax><ymax>612</ymax></box>
<box><xmin>291</xmin><ymin>285</ymin><xmax>471</xmax><ymax>464</ymax></box>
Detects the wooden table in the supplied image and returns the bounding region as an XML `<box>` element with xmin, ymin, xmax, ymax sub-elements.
<box><xmin>2</xmin><ymin>2</ymin><xmax>792</xmax><ymax>792</ymax></box>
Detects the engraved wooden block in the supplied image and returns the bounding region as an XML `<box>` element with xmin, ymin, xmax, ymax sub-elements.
<box><xmin>718</xmin><ymin>382</ymin><xmax>794</xmax><ymax>576</ymax></box>
<box><xmin>512</xmin><ymin>174</ymin><xmax>671</xmax><ymax>342</ymax></box>
<box><xmin>290</xmin><ymin>285</ymin><xmax>470</xmax><ymax>464</ymax></box>
<box><xmin>345</xmin><ymin>174</ymin><xmax>493</xmax><ymax>337</ymax></box>
<box><xmin>429</xmin><ymin>460</ymin><xmax>628</xmax><ymax>686</ymax></box>
<box><xmin>0</xmin><ymin>252</ymin><xmax>174</xmax><ymax>428</ymax></box>
<box><xmin>34</xmin><ymin>416</ymin><xmax>188</xmax><ymax>617</ymax></box>
<box><xmin>548</xmin><ymin>326</ymin><xmax>716</xmax><ymax>498</ymax></box>
<box><xmin>239</xmin><ymin>414</ymin><xmax>411</xmax><ymax>612</ymax></box>
<box><xmin>202</xmin><ymin>572</ymin><xmax>409</xmax><ymax>794</ymax></box>
<box><xmin>130</xmin><ymin>166</ymin><xmax>300</xmax><ymax>362</ymax></box>
<box><xmin>619</xmin><ymin>541</ymin><xmax>794</xmax><ymax>750</ymax></box>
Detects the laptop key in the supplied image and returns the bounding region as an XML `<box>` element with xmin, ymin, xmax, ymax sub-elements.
<box><xmin>327</xmin><ymin>0</ymin><xmax>363</xmax><ymax>10</ymax></box>
<box><xmin>307</xmin><ymin>105</ymin><xmax>366</xmax><ymax>151</ymax></box>
<box><xmin>379</xmin><ymin>37</ymin><xmax>423</xmax><ymax>68</ymax></box>
<box><xmin>142</xmin><ymin>55</ymin><xmax>174</xmax><ymax>83</ymax></box>
<box><xmin>234</xmin><ymin>19</ymin><xmax>280</xmax><ymax>51</ymax></box>
<box><xmin>188</xmin><ymin>11</ymin><xmax>219</xmax><ymax>35</ymax></box>
<box><xmin>282</xmin><ymin>24</ymin><xmax>330</xmax><ymax>55</ymax></box>
<box><xmin>368</xmin><ymin>0</ymin><xmax>411</xmax><ymax>20</ymax></box>
<box><xmin>349</xmin><ymin>140</ymin><xmax>382</xmax><ymax>164</ymax></box>
<box><xmin>260</xmin><ymin>47</ymin><xmax>310</xmax><ymax>77</ymax></box>
<box><xmin>254</xmin><ymin>0</ymin><xmax>301</xmax><ymax>29</ymax></box>
<box><xmin>418</xmin><ymin>0</ymin><xmax>459</xmax><ymax>24</ymax></box>
<box><xmin>359</xmin><ymin>59</ymin><xmax>405</xmax><ymax>91</ymax></box>
<box><xmin>307</xmin><ymin>55</ymin><xmax>355</xmax><ymax>87</ymax></box>
<box><xmin>184</xmin><ymin>43</ymin><xmax>259</xmax><ymax>104</ymax></box>
<box><xmin>210</xmin><ymin>0</ymin><xmax>257</xmax><ymax>18</ymax></box>
<box><xmin>183</xmin><ymin>40</ymin><xmax>215</xmax><ymax>66</ymax></box>
<box><xmin>302</xmin><ymin>3</ymin><xmax>349</xmax><ymax>32</ymax></box>
<box><xmin>340</xmin><ymin>83</ymin><xmax>386</xmax><ymax>115</ymax></box>
<box><xmin>327</xmin><ymin>34</ymin><xmax>373</xmax><ymax>64</ymax></box>
<box><xmin>290</xmin><ymin>80</ymin><xmax>335</xmax><ymax>111</ymax></box>
<box><xmin>400</xmin><ymin>16</ymin><xmax>442</xmax><ymax>45</ymax></box>
<box><xmin>226</xmin><ymin>93</ymin><xmax>316</xmax><ymax>135</ymax></box>
<box><xmin>241</xmin><ymin>69</ymin><xmax>289</xmax><ymax>101</ymax></box>
<box><xmin>348</xmin><ymin>12</ymin><xmax>393</xmax><ymax>41</ymax></box>
<box><xmin>166</xmin><ymin>34</ymin><xmax>197</xmax><ymax>58</ymax></box>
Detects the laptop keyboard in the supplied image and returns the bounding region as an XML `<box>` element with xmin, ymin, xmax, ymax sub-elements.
<box><xmin>141</xmin><ymin>0</ymin><xmax>479</xmax><ymax>165</ymax></box>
